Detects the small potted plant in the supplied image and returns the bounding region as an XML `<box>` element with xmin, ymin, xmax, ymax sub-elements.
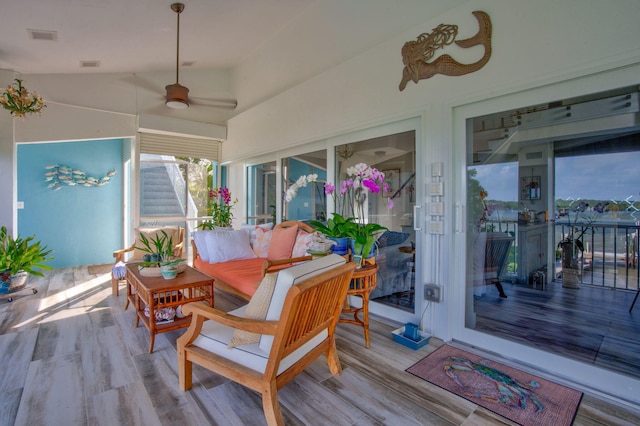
<box><xmin>0</xmin><ymin>226</ymin><xmax>54</xmax><ymax>292</ymax></box>
<box><xmin>135</xmin><ymin>231</ymin><xmax>184</xmax><ymax>277</ymax></box>
<box><xmin>159</xmin><ymin>254</ymin><xmax>185</xmax><ymax>279</ymax></box>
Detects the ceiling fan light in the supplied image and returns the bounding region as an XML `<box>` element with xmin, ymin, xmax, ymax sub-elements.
<box><xmin>165</xmin><ymin>83</ymin><xmax>189</xmax><ymax>109</ymax></box>
<box><xmin>166</xmin><ymin>99</ymin><xmax>189</xmax><ymax>109</ymax></box>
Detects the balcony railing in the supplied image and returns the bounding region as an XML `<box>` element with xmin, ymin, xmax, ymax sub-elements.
<box><xmin>480</xmin><ymin>217</ymin><xmax>640</xmax><ymax>290</ymax></box>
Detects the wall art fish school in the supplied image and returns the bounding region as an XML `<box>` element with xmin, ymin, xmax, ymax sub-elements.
<box><xmin>44</xmin><ymin>164</ymin><xmax>117</xmax><ymax>191</ymax></box>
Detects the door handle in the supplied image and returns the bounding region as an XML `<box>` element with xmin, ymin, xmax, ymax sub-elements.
<box><xmin>414</xmin><ymin>204</ymin><xmax>421</xmax><ymax>231</ymax></box>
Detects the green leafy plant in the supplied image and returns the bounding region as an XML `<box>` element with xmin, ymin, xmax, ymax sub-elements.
<box><xmin>345</xmin><ymin>222</ymin><xmax>388</xmax><ymax>258</ymax></box>
<box><xmin>135</xmin><ymin>230</ymin><xmax>173</xmax><ymax>257</ymax></box>
<box><xmin>0</xmin><ymin>226</ymin><xmax>54</xmax><ymax>276</ymax></box>
<box><xmin>309</xmin><ymin>213</ymin><xmax>357</xmax><ymax>238</ymax></box>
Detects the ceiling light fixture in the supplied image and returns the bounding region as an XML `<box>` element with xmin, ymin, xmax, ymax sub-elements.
<box><xmin>0</xmin><ymin>79</ymin><xmax>46</xmax><ymax>118</ymax></box>
<box><xmin>337</xmin><ymin>144</ymin><xmax>355</xmax><ymax>159</ymax></box>
<box><xmin>165</xmin><ymin>3</ymin><xmax>189</xmax><ymax>109</ymax></box>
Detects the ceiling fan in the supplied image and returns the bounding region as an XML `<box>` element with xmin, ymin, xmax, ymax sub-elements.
<box><xmin>164</xmin><ymin>3</ymin><xmax>237</xmax><ymax>110</ymax></box>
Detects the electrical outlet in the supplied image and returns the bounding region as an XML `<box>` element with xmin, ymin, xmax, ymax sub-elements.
<box><xmin>424</xmin><ymin>284</ymin><xmax>442</xmax><ymax>302</ymax></box>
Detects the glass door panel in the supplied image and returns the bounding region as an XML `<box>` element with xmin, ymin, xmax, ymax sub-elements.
<box><xmin>464</xmin><ymin>85</ymin><xmax>640</xmax><ymax>383</ymax></box>
<box><xmin>335</xmin><ymin>131</ymin><xmax>417</xmax><ymax>314</ymax></box>
<box><xmin>282</xmin><ymin>150</ymin><xmax>327</xmax><ymax>222</ymax></box>
<box><xmin>247</xmin><ymin>161</ymin><xmax>277</xmax><ymax>225</ymax></box>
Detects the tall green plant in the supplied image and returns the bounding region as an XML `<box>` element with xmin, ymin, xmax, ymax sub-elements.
<box><xmin>0</xmin><ymin>226</ymin><xmax>54</xmax><ymax>276</ymax></box>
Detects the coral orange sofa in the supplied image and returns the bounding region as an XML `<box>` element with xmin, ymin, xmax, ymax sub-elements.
<box><xmin>191</xmin><ymin>221</ymin><xmax>313</xmax><ymax>300</ymax></box>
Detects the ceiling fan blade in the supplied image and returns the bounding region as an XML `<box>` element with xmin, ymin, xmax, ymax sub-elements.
<box><xmin>190</xmin><ymin>96</ymin><xmax>237</xmax><ymax>109</ymax></box>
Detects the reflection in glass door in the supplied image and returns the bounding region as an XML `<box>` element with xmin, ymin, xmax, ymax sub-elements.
<box><xmin>335</xmin><ymin>131</ymin><xmax>417</xmax><ymax>314</ymax></box>
<box><xmin>282</xmin><ymin>150</ymin><xmax>327</xmax><ymax>222</ymax></box>
<box><xmin>247</xmin><ymin>161</ymin><xmax>277</xmax><ymax>225</ymax></box>
<box><xmin>463</xmin><ymin>85</ymin><xmax>640</xmax><ymax>385</ymax></box>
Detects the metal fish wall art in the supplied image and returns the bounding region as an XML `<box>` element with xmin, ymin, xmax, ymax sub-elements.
<box><xmin>44</xmin><ymin>164</ymin><xmax>117</xmax><ymax>191</ymax></box>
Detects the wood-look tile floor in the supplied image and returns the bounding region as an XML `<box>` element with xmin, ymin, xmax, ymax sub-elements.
<box><xmin>1</xmin><ymin>266</ymin><xmax>640</xmax><ymax>425</ymax></box>
<box><xmin>475</xmin><ymin>280</ymin><xmax>640</xmax><ymax>380</ymax></box>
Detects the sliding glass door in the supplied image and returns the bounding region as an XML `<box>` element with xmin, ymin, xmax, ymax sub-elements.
<box><xmin>329</xmin><ymin>118</ymin><xmax>422</xmax><ymax>324</ymax></box>
<box><xmin>458</xmin><ymin>83</ymin><xmax>640</xmax><ymax>402</ymax></box>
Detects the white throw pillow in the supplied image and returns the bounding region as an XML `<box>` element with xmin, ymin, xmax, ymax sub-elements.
<box><xmin>191</xmin><ymin>230</ymin><xmax>219</xmax><ymax>263</ymax></box>
<box><xmin>205</xmin><ymin>230</ymin><xmax>257</xmax><ymax>264</ymax></box>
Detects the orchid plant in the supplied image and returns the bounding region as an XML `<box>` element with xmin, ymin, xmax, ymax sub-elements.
<box><xmin>198</xmin><ymin>187</ymin><xmax>237</xmax><ymax>229</ymax></box>
<box><xmin>286</xmin><ymin>163</ymin><xmax>392</xmax><ymax>257</ymax></box>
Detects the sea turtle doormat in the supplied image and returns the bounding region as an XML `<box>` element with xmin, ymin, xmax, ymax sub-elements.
<box><xmin>406</xmin><ymin>345</ymin><xmax>582</xmax><ymax>426</ymax></box>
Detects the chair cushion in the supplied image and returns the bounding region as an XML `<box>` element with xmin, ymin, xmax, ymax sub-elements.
<box><xmin>228</xmin><ymin>273</ymin><xmax>278</xmax><ymax>348</ymax></box>
<box><xmin>192</xmin><ymin>305</ymin><xmax>329</xmax><ymax>374</ymax></box>
<box><xmin>204</xmin><ymin>230</ymin><xmax>257</xmax><ymax>263</ymax></box>
<box><xmin>267</xmin><ymin>225</ymin><xmax>298</xmax><ymax>260</ymax></box>
<box><xmin>133</xmin><ymin>226</ymin><xmax>180</xmax><ymax>260</ymax></box>
<box><xmin>259</xmin><ymin>254</ymin><xmax>346</xmax><ymax>353</ymax></box>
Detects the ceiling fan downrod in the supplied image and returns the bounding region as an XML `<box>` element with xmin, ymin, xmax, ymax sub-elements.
<box><xmin>166</xmin><ymin>3</ymin><xmax>189</xmax><ymax>109</ymax></box>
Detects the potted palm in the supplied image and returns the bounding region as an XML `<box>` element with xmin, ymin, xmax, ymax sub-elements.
<box><xmin>0</xmin><ymin>226</ymin><xmax>54</xmax><ymax>292</ymax></box>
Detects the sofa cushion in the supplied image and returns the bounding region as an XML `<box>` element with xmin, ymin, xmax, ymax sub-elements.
<box><xmin>252</xmin><ymin>227</ymin><xmax>272</xmax><ymax>258</ymax></box>
<box><xmin>228</xmin><ymin>273</ymin><xmax>278</xmax><ymax>348</ymax></box>
<box><xmin>267</xmin><ymin>225</ymin><xmax>298</xmax><ymax>260</ymax></box>
<box><xmin>192</xmin><ymin>305</ymin><xmax>328</xmax><ymax>374</ymax></box>
<box><xmin>205</xmin><ymin>230</ymin><xmax>257</xmax><ymax>263</ymax></box>
<box><xmin>259</xmin><ymin>254</ymin><xmax>346</xmax><ymax>353</ymax></box>
<box><xmin>191</xmin><ymin>229</ymin><xmax>215</xmax><ymax>262</ymax></box>
<box><xmin>194</xmin><ymin>257</ymin><xmax>266</xmax><ymax>297</ymax></box>
<box><xmin>240</xmin><ymin>222</ymin><xmax>274</xmax><ymax>247</ymax></box>
<box><xmin>376</xmin><ymin>231</ymin><xmax>410</xmax><ymax>248</ymax></box>
<box><xmin>291</xmin><ymin>230</ymin><xmax>313</xmax><ymax>258</ymax></box>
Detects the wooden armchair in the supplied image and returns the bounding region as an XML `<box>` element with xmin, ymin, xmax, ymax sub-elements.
<box><xmin>111</xmin><ymin>226</ymin><xmax>184</xmax><ymax>296</ymax></box>
<box><xmin>177</xmin><ymin>255</ymin><xmax>356</xmax><ymax>426</ymax></box>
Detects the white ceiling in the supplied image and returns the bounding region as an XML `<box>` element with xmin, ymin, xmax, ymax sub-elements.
<box><xmin>0</xmin><ymin>0</ymin><xmax>315</xmax><ymax>74</ymax></box>
<box><xmin>0</xmin><ymin>0</ymin><xmax>461</xmax><ymax>125</ymax></box>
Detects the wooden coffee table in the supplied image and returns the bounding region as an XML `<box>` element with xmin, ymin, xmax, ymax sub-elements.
<box><xmin>126</xmin><ymin>263</ymin><xmax>214</xmax><ymax>353</ymax></box>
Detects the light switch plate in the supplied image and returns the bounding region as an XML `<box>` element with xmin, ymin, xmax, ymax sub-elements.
<box><xmin>432</xmin><ymin>162</ymin><xmax>443</xmax><ymax>177</ymax></box>
<box><xmin>428</xmin><ymin>182</ymin><xmax>444</xmax><ymax>196</ymax></box>
<box><xmin>429</xmin><ymin>221</ymin><xmax>444</xmax><ymax>234</ymax></box>
<box><xmin>429</xmin><ymin>202</ymin><xmax>444</xmax><ymax>216</ymax></box>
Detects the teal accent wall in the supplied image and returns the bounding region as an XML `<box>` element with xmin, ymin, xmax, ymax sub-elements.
<box><xmin>17</xmin><ymin>139</ymin><xmax>123</xmax><ymax>268</ymax></box>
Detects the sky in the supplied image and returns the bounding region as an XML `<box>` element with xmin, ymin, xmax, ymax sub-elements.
<box><xmin>472</xmin><ymin>151</ymin><xmax>640</xmax><ymax>204</ymax></box>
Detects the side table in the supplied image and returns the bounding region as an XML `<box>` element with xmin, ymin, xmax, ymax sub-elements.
<box><xmin>126</xmin><ymin>264</ymin><xmax>214</xmax><ymax>353</ymax></box>
<box><xmin>339</xmin><ymin>263</ymin><xmax>379</xmax><ymax>348</ymax></box>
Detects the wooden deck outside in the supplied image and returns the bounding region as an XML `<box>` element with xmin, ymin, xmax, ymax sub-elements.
<box><xmin>1</xmin><ymin>265</ymin><xmax>639</xmax><ymax>425</ymax></box>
